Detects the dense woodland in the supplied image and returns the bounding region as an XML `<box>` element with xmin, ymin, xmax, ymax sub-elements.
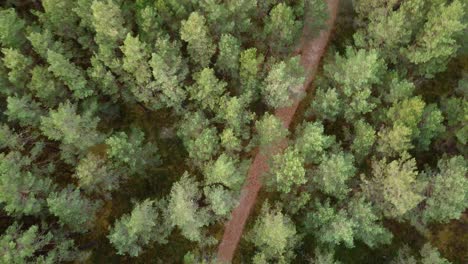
<box><xmin>0</xmin><ymin>0</ymin><xmax>466</xmax><ymax>263</ymax></box>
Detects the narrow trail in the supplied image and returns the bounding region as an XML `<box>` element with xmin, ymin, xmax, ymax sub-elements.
<box><xmin>216</xmin><ymin>1</ymin><xmax>340</xmax><ymax>262</ymax></box>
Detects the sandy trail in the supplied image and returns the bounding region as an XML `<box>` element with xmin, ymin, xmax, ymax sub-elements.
<box><xmin>216</xmin><ymin>1</ymin><xmax>340</xmax><ymax>262</ymax></box>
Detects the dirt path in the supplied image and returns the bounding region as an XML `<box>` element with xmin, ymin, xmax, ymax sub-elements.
<box><xmin>216</xmin><ymin>1</ymin><xmax>340</xmax><ymax>263</ymax></box>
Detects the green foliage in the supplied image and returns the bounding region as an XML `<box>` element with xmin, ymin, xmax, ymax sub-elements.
<box><xmin>73</xmin><ymin>153</ymin><xmax>121</xmax><ymax>196</ymax></box>
<box><xmin>306</xmin><ymin>200</ymin><xmax>355</xmax><ymax>247</ymax></box>
<box><xmin>27</xmin><ymin>28</ymin><xmax>68</xmax><ymax>60</ymax></box>
<box><xmin>377</xmin><ymin>123</ymin><xmax>413</xmax><ymax>158</ymax></box>
<box><xmin>255</xmin><ymin>113</ymin><xmax>288</xmax><ymax>152</ymax></box>
<box><xmin>47</xmin><ymin>186</ymin><xmax>100</xmax><ymax>232</ymax></box>
<box><xmin>310</xmin><ymin>248</ymin><xmax>341</xmax><ymax>264</ymax></box>
<box><xmin>239</xmin><ymin>48</ymin><xmax>264</xmax><ymax>96</ymax></box>
<box><xmin>0</xmin><ymin>223</ymin><xmax>75</xmax><ymax>264</ymax></box>
<box><xmin>188</xmin><ymin>67</ymin><xmax>227</xmax><ymax>111</ymax></box>
<box><xmin>391</xmin><ymin>243</ymin><xmax>451</xmax><ymax>264</ymax></box>
<box><xmin>268</xmin><ymin>146</ymin><xmax>306</xmax><ymax>193</ymax></box>
<box><xmin>6</xmin><ymin>95</ymin><xmax>43</xmax><ymax>127</ymax></box>
<box><xmin>295</xmin><ymin>121</ymin><xmax>334</xmax><ymax>164</ymax></box>
<box><xmin>322</xmin><ymin>47</ymin><xmax>385</xmax><ymax>120</ymax></box>
<box><xmin>361</xmin><ymin>154</ymin><xmax>425</xmax><ymax>219</ymax></box>
<box><xmin>262</xmin><ymin>56</ymin><xmax>304</xmax><ymax>108</ymax></box>
<box><xmin>46</xmin><ymin>50</ymin><xmax>92</xmax><ymax>99</ymax></box>
<box><xmin>203</xmin><ymin>185</ymin><xmax>237</xmax><ymax>217</ymax></box>
<box><xmin>168</xmin><ymin>173</ymin><xmax>209</xmax><ymax>242</ymax></box>
<box><xmin>0</xmin><ymin>9</ymin><xmax>26</xmax><ymax>48</ymax></box>
<box><xmin>387</xmin><ymin>97</ymin><xmax>426</xmax><ymax>140</ymax></box>
<box><xmin>423</xmin><ymin>156</ymin><xmax>467</xmax><ymax>223</ymax></box>
<box><xmin>417</xmin><ymin>104</ymin><xmax>445</xmax><ymax>150</ymax></box>
<box><xmin>121</xmin><ymin>33</ymin><xmax>151</xmax><ymax>85</ymax></box>
<box><xmin>347</xmin><ymin>197</ymin><xmax>393</xmax><ymax>248</ymax></box>
<box><xmin>351</xmin><ymin>120</ymin><xmax>376</xmax><ymax>160</ymax></box>
<box><xmin>264</xmin><ymin>3</ymin><xmax>302</xmax><ymax>54</ymax></box>
<box><xmin>310</xmin><ymin>87</ymin><xmax>342</xmax><ymax>121</ymax></box>
<box><xmin>420</xmin><ymin>243</ymin><xmax>451</xmax><ymax>264</ymax></box>
<box><xmin>177</xmin><ymin>112</ymin><xmax>220</xmax><ymax>166</ymax></box>
<box><xmin>0</xmin><ymin>152</ymin><xmax>54</xmax><ymax>216</ymax></box>
<box><xmin>91</xmin><ymin>0</ymin><xmax>128</xmax><ymax>69</ymax></box>
<box><xmin>105</xmin><ymin>128</ymin><xmax>160</xmax><ymax>175</ymax></box>
<box><xmin>216</xmin><ymin>95</ymin><xmax>254</xmax><ymax>138</ymax></box>
<box><xmin>203</xmin><ymin>154</ymin><xmax>244</xmax><ymax>190</ymax></box>
<box><xmin>0</xmin><ymin>124</ymin><xmax>23</xmax><ymax>151</ymax></box>
<box><xmin>149</xmin><ymin>36</ymin><xmax>188</xmax><ymax>109</ymax></box>
<box><xmin>2</xmin><ymin>48</ymin><xmax>32</xmax><ymax>88</ymax></box>
<box><xmin>305</xmin><ymin>198</ymin><xmax>391</xmax><ymax>248</ymax></box>
<box><xmin>441</xmin><ymin>96</ymin><xmax>467</xmax><ymax>146</ymax></box>
<box><xmin>216</xmin><ymin>34</ymin><xmax>241</xmax><ymax>77</ymax></box>
<box><xmin>108</xmin><ymin>199</ymin><xmax>171</xmax><ymax>257</ymax></box>
<box><xmin>404</xmin><ymin>0</ymin><xmax>466</xmax><ymax>77</ymax></box>
<box><xmin>29</xmin><ymin>66</ymin><xmax>66</xmax><ymax>106</ymax></box>
<box><xmin>180</xmin><ymin>12</ymin><xmax>216</xmax><ymax>67</ymax></box>
<box><xmin>312</xmin><ymin>152</ymin><xmax>356</xmax><ymax>199</ymax></box>
<box><xmin>38</xmin><ymin>0</ymin><xmax>81</xmax><ymax>39</ymax></box>
<box><xmin>248</xmin><ymin>202</ymin><xmax>299</xmax><ymax>263</ymax></box>
<box><xmin>40</xmin><ymin>101</ymin><xmax>101</xmax><ymax>150</ymax></box>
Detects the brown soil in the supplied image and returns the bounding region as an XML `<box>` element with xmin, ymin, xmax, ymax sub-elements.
<box><xmin>216</xmin><ymin>1</ymin><xmax>340</xmax><ymax>263</ymax></box>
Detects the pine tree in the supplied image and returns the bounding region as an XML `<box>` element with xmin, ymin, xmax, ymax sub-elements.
<box><xmin>404</xmin><ymin>0</ymin><xmax>466</xmax><ymax>77</ymax></box>
<box><xmin>248</xmin><ymin>202</ymin><xmax>299</xmax><ymax>263</ymax></box>
<box><xmin>0</xmin><ymin>9</ymin><xmax>26</xmax><ymax>49</ymax></box>
<box><xmin>40</xmin><ymin>101</ymin><xmax>101</xmax><ymax>150</ymax></box>
<box><xmin>262</xmin><ymin>56</ymin><xmax>304</xmax><ymax>108</ymax></box>
<box><xmin>168</xmin><ymin>173</ymin><xmax>209</xmax><ymax>242</ymax></box>
<box><xmin>423</xmin><ymin>156</ymin><xmax>467</xmax><ymax>223</ymax></box>
<box><xmin>312</xmin><ymin>152</ymin><xmax>356</xmax><ymax>199</ymax></box>
<box><xmin>255</xmin><ymin>113</ymin><xmax>288</xmax><ymax>153</ymax></box>
<box><xmin>294</xmin><ymin>121</ymin><xmax>334</xmax><ymax>164</ymax></box>
<box><xmin>46</xmin><ymin>50</ymin><xmax>92</xmax><ymax>99</ymax></box>
<box><xmin>268</xmin><ymin>146</ymin><xmax>306</xmax><ymax>194</ymax></box>
<box><xmin>361</xmin><ymin>154</ymin><xmax>425</xmax><ymax>219</ymax></box>
<box><xmin>47</xmin><ymin>186</ymin><xmax>100</xmax><ymax>232</ymax></box>
<box><xmin>180</xmin><ymin>12</ymin><xmax>216</xmax><ymax>68</ymax></box>
<box><xmin>109</xmin><ymin>199</ymin><xmax>171</xmax><ymax>256</ymax></box>
<box><xmin>0</xmin><ymin>151</ymin><xmax>54</xmax><ymax>216</ymax></box>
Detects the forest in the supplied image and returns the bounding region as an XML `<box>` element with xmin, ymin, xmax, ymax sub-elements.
<box><xmin>0</xmin><ymin>0</ymin><xmax>466</xmax><ymax>263</ymax></box>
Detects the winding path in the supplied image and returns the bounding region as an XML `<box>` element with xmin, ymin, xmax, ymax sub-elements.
<box><xmin>216</xmin><ymin>1</ymin><xmax>340</xmax><ymax>263</ymax></box>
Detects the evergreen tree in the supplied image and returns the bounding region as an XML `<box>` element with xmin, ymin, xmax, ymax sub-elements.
<box><xmin>423</xmin><ymin>156</ymin><xmax>467</xmax><ymax>223</ymax></box>
<box><xmin>216</xmin><ymin>34</ymin><xmax>241</xmax><ymax>77</ymax></box>
<box><xmin>294</xmin><ymin>121</ymin><xmax>334</xmax><ymax>164</ymax></box>
<box><xmin>0</xmin><ymin>223</ymin><xmax>75</xmax><ymax>264</ymax></box>
<box><xmin>149</xmin><ymin>36</ymin><xmax>188</xmax><ymax>110</ymax></box>
<box><xmin>248</xmin><ymin>202</ymin><xmax>299</xmax><ymax>263</ymax></box>
<box><xmin>312</xmin><ymin>152</ymin><xmax>356</xmax><ymax>199</ymax></box>
<box><xmin>167</xmin><ymin>173</ymin><xmax>209</xmax><ymax>242</ymax></box>
<box><xmin>264</xmin><ymin>3</ymin><xmax>302</xmax><ymax>55</ymax></box>
<box><xmin>121</xmin><ymin>33</ymin><xmax>151</xmax><ymax>85</ymax></box>
<box><xmin>47</xmin><ymin>186</ymin><xmax>100</xmax><ymax>232</ymax></box>
<box><xmin>46</xmin><ymin>50</ymin><xmax>92</xmax><ymax>99</ymax></box>
<box><xmin>188</xmin><ymin>67</ymin><xmax>227</xmax><ymax>111</ymax></box>
<box><xmin>40</xmin><ymin>101</ymin><xmax>101</xmax><ymax>150</ymax></box>
<box><xmin>361</xmin><ymin>154</ymin><xmax>425</xmax><ymax>219</ymax></box>
<box><xmin>0</xmin><ymin>9</ymin><xmax>26</xmax><ymax>48</ymax></box>
<box><xmin>109</xmin><ymin>199</ymin><xmax>171</xmax><ymax>257</ymax></box>
<box><xmin>262</xmin><ymin>56</ymin><xmax>304</xmax><ymax>108</ymax></box>
<box><xmin>105</xmin><ymin>128</ymin><xmax>160</xmax><ymax>176</ymax></box>
<box><xmin>180</xmin><ymin>12</ymin><xmax>216</xmax><ymax>68</ymax></box>
<box><xmin>404</xmin><ymin>0</ymin><xmax>466</xmax><ymax>77</ymax></box>
<box><xmin>0</xmin><ymin>151</ymin><xmax>54</xmax><ymax>216</ymax></box>
<box><xmin>255</xmin><ymin>113</ymin><xmax>288</xmax><ymax>153</ymax></box>
<box><xmin>268</xmin><ymin>146</ymin><xmax>306</xmax><ymax>194</ymax></box>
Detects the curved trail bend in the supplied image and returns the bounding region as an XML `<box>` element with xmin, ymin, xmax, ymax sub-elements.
<box><xmin>216</xmin><ymin>1</ymin><xmax>340</xmax><ymax>263</ymax></box>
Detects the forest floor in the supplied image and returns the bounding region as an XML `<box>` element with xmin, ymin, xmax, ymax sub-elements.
<box><xmin>216</xmin><ymin>0</ymin><xmax>340</xmax><ymax>262</ymax></box>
